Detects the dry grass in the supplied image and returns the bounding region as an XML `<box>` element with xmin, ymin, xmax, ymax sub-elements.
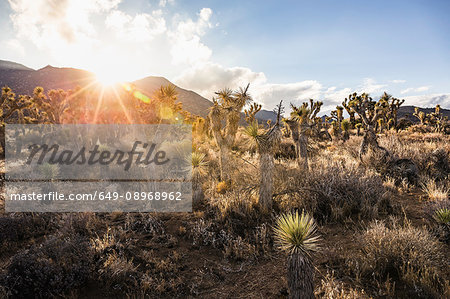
<box><xmin>348</xmin><ymin>219</ymin><xmax>449</xmax><ymax>297</ymax></box>
<box><xmin>422</xmin><ymin>178</ymin><xmax>449</xmax><ymax>201</ymax></box>
<box><xmin>315</xmin><ymin>272</ymin><xmax>371</xmax><ymax>299</ymax></box>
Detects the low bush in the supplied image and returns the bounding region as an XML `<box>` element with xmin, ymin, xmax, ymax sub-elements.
<box><xmin>4</xmin><ymin>235</ymin><xmax>93</xmax><ymax>298</ymax></box>
<box><xmin>348</xmin><ymin>220</ymin><xmax>449</xmax><ymax>298</ymax></box>
<box><xmin>274</xmin><ymin>161</ymin><xmax>393</xmax><ymax>223</ymax></box>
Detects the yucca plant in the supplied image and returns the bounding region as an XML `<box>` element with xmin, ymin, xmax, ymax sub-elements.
<box><xmin>187</xmin><ymin>151</ymin><xmax>208</xmax><ymax>203</ymax></box>
<box><xmin>433</xmin><ymin>208</ymin><xmax>450</xmax><ymax>225</ymax></box>
<box><xmin>274</xmin><ymin>210</ymin><xmax>320</xmax><ymax>299</ymax></box>
<box><xmin>243</xmin><ymin>120</ymin><xmax>260</xmax><ymax>151</ymax></box>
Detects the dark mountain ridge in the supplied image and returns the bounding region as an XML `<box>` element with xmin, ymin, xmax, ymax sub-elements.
<box><xmin>0</xmin><ymin>59</ymin><xmax>276</xmax><ymax>121</ymax></box>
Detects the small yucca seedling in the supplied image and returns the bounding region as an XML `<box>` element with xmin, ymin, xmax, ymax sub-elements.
<box><xmin>433</xmin><ymin>208</ymin><xmax>450</xmax><ymax>224</ymax></box>
<box><xmin>274</xmin><ymin>210</ymin><xmax>320</xmax><ymax>299</ymax></box>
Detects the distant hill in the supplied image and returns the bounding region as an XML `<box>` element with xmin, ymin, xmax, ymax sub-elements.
<box><xmin>398</xmin><ymin>105</ymin><xmax>450</xmax><ymax>122</ymax></box>
<box><xmin>0</xmin><ymin>60</ymin><xmax>33</xmax><ymax>71</ymax></box>
<box><xmin>0</xmin><ymin>59</ymin><xmax>276</xmax><ymax>121</ymax></box>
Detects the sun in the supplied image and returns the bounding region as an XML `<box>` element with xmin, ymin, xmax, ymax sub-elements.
<box><xmin>95</xmin><ymin>70</ymin><xmax>124</xmax><ymax>86</ymax></box>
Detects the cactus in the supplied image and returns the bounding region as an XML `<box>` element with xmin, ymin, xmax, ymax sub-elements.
<box><xmin>208</xmin><ymin>84</ymin><xmax>252</xmax><ymax>181</ymax></box>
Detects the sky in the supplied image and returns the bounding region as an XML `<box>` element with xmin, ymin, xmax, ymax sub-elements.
<box><xmin>1</xmin><ymin>0</ymin><xmax>449</xmax><ymax>113</ymax></box>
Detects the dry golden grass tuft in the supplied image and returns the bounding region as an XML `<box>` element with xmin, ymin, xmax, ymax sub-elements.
<box><xmin>315</xmin><ymin>272</ymin><xmax>372</xmax><ymax>299</ymax></box>
<box><xmin>348</xmin><ymin>219</ymin><xmax>449</xmax><ymax>297</ymax></box>
<box><xmin>421</xmin><ymin>177</ymin><xmax>449</xmax><ymax>201</ymax></box>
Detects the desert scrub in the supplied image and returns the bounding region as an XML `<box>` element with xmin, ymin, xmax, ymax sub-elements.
<box><xmin>421</xmin><ymin>177</ymin><xmax>449</xmax><ymax>201</ymax></box>
<box><xmin>274</xmin><ymin>160</ymin><xmax>393</xmax><ymax>223</ymax></box>
<box><xmin>315</xmin><ymin>271</ymin><xmax>371</xmax><ymax>299</ymax></box>
<box><xmin>348</xmin><ymin>220</ymin><xmax>449</xmax><ymax>298</ymax></box>
<box><xmin>4</xmin><ymin>235</ymin><xmax>93</xmax><ymax>298</ymax></box>
<box><xmin>0</xmin><ymin>213</ymin><xmax>56</xmax><ymax>252</ymax></box>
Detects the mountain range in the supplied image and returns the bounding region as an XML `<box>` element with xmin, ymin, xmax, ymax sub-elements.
<box><xmin>0</xmin><ymin>60</ymin><xmax>277</xmax><ymax>122</ymax></box>
<box><xmin>1</xmin><ymin>60</ymin><xmax>448</xmax><ymax>123</ymax></box>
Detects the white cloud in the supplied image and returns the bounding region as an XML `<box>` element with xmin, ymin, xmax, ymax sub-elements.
<box><xmin>391</xmin><ymin>79</ymin><xmax>406</xmax><ymax>84</ymax></box>
<box><xmin>159</xmin><ymin>0</ymin><xmax>174</xmax><ymax>7</ymax></box>
<box><xmin>175</xmin><ymin>62</ymin><xmax>352</xmax><ymax>114</ymax></box>
<box><xmin>359</xmin><ymin>78</ymin><xmax>386</xmax><ymax>94</ymax></box>
<box><xmin>168</xmin><ymin>8</ymin><xmax>213</xmax><ymax>65</ymax></box>
<box><xmin>401</xmin><ymin>86</ymin><xmax>430</xmax><ymax>94</ymax></box>
<box><xmin>403</xmin><ymin>94</ymin><xmax>450</xmax><ymax>108</ymax></box>
<box><xmin>105</xmin><ymin>9</ymin><xmax>166</xmax><ymax>41</ymax></box>
<box><xmin>175</xmin><ymin>62</ymin><xmax>266</xmax><ymax>98</ymax></box>
<box><xmin>6</xmin><ymin>39</ymin><xmax>25</xmax><ymax>56</ymax></box>
<box><xmin>8</xmin><ymin>0</ymin><xmax>120</xmax><ymax>47</ymax></box>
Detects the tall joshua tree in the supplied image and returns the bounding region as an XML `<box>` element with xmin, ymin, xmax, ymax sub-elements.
<box><xmin>208</xmin><ymin>84</ymin><xmax>252</xmax><ymax>181</ymax></box>
<box><xmin>342</xmin><ymin>97</ymin><xmax>356</xmax><ymax>128</ymax></box>
<box><xmin>327</xmin><ymin>105</ymin><xmax>344</xmax><ymax>139</ymax></box>
<box><xmin>287</xmin><ymin>100</ymin><xmax>322</xmax><ymax>170</ymax></box>
<box><xmin>381</xmin><ymin>92</ymin><xmax>404</xmax><ymax>131</ymax></box>
<box><xmin>346</xmin><ymin>92</ymin><xmax>388</xmax><ymax>159</ymax></box>
<box><xmin>274</xmin><ymin>210</ymin><xmax>320</xmax><ymax>299</ymax></box>
<box><xmin>245</xmin><ymin>101</ymin><xmax>283</xmax><ymax>211</ymax></box>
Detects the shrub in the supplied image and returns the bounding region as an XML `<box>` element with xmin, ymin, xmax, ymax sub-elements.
<box><xmin>4</xmin><ymin>235</ymin><xmax>93</xmax><ymax>298</ymax></box>
<box><xmin>349</xmin><ymin>220</ymin><xmax>449</xmax><ymax>298</ymax></box>
<box><xmin>274</xmin><ymin>161</ymin><xmax>393</xmax><ymax>223</ymax></box>
<box><xmin>0</xmin><ymin>214</ymin><xmax>55</xmax><ymax>252</ymax></box>
<box><xmin>315</xmin><ymin>272</ymin><xmax>371</xmax><ymax>299</ymax></box>
<box><xmin>421</xmin><ymin>178</ymin><xmax>449</xmax><ymax>201</ymax></box>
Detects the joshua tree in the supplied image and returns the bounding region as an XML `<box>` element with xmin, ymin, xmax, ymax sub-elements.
<box><xmin>355</xmin><ymin>123</ymin><xmax>362</xmax><ymax>136</ymax></box>
<box><xmin>244</xmin><ymin>102</ymin><xmax>262</xmax><ymax>124</ymax></box>
<box><xmin>347</xmin><ymin>92</ymin><xmax>418</xmax><ymax>183</ymax></box>
<box><xmin>413</xmin><ymin>107</ymin><xmax>426</xmax><ymax>125</ymax></box>
<box><xmin>346</xmin><ymin>92</ymin><xmax>387</xmax><ymax>157</ymax></box>
<box><xmin>427</xmin><ymin>104</ymin><xmax>449</xmax><ymax>133</ymax></box>
<box><xmin>342</xmin><ymin>97</ymin><xmax>356</xmax><ymax>128</ymax></box>
<box><xmin>341</xmin><ymin>119</ymin><xmax>351</xmax><ymax>141</ymax></box>
<box><xmin>208</xmin><ymin>84</ymin><xmax>252</xmax><ymax>181</ymax></box>
<box><xmin>327</xmin><ymin>106</ymin><xmax>344</xmax><ymax>139</ymax></box>
<box><xmin>274</xmin><ymin>210</ymin><xmax>320</xmax><ymax>299</ymax></box>
<box><xmin>32</xmin><ymin>88</ymin><xmax>69</xmax><ymax>124</ymax></box>
<box><xmin>0</xmin><ymin>87</ymin><xmax>37</xmax><ymax>155</ymax></box>
<box><xmin>245</xmin><ymin>101</ymin><xmax>283</xmax><ymax>211</ymax></box>
<box><xmin>286</xmin><ymin>99</ymin><xmax>322</xmax><ymax>169</ymax></box>
<box><xmin>378</xmin><ymin>92</ymin><xmax>404</xmax><ymax>131</ymax></box>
